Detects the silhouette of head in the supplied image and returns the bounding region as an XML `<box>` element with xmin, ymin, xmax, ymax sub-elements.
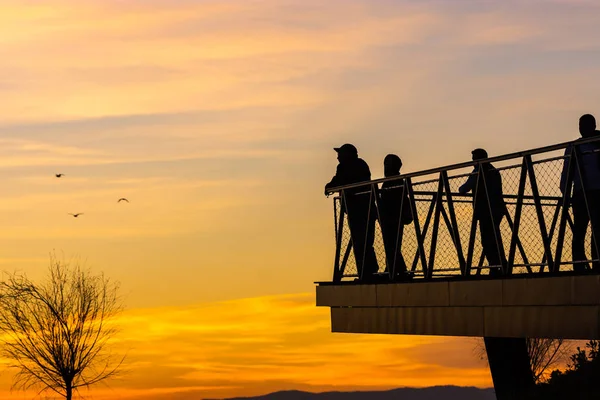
<box><xmin>579</xmin><ymin>114</ymin><xmax>597</xmax><ymax>138</ymax></box>
<box><xmin>471</xmin><ymin>148</ymin><xmax>488</xmax><ymax>161</ymax></box>
<box><xmin>334</xmin><ymin>143</ymin><xmax>358</xmax><ymax>163</ymax></box>
<box><xmin>384</xmin><ymin>154</ymin><xmax>402</xmax><ymax>177</ymax></box>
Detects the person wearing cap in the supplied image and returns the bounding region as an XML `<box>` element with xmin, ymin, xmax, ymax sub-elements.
<box><xmin>459</xmin><ymin>148</ymin><xmax>507</xmax><ymax>275</ymax></box>
<box><xmin>560</xmin><ymin>114</ymin><xmax>600</xmax><ymax>271</ymax></box>
<box><xmin>325</xmin><ymin>144</ymin><xmax>379</xmax><ymax>281</ymax></box>
<box><xmin>379</xmin><ymin>154</ymin><xmax>412</xmax><ymax>280</ymax></box>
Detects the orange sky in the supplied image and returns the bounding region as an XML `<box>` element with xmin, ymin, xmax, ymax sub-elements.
<box><xmin>0</xmin><ymin>0</ymin><xmax>599</xmax><ymax>398</ymax></box>
<box><xmin>0</xmin><ymin>293</ymin><xmax>492</xmax><ymax>400</ymax></box>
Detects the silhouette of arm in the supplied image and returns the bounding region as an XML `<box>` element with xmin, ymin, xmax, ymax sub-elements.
<box><xmin>459</xmin><ymin>168</ymin><xmax>477</xmax><ymax>194</ymax></box>
<box><xmin>325</xmin><ymin>165</ymin><xmax>344</xmax><ymax>195</ymax></box>
<box><xmin>325</xmin><ymin>160</ymin><xmax>371</xmax><ymax>195</ymax></box>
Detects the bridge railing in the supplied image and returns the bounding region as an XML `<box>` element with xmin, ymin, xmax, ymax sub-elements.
<box><xmin>328</xmin><ymin>137</ymin><xmax>600</xmax><ymax>282</ymax></box>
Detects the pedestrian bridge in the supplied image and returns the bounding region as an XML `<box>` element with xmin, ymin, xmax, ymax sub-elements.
<box><xmin>316</xmin><ymin>137</ymin><xmax>600</xmax><ymax>340</ymax></box>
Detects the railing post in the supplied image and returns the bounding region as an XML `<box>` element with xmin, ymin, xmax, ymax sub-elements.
<box><xmin>507</xmin><ymin>157</ymin><xmax>528</xmax><ymax>275</ymax></box>
<box><xmin>372</xmin><ymin>182</ymin><xmax>390</xmax><ymax>280</ymax></box>
<box><xmin>332</xmin><ymin>194</ymin><xmax>346</xmax><ymax>282</ymax></box>
<box><xmin>410</xmin><ymin>193</ymin><xmax>436</xmax><ymax>273</ymax></box>
<box><xmin>465</xmin><ymin>168</ymin><xmax>481</xmax><ymax>276</ymax></box>
<box><xmin>555</xmin><ymin>147</ymin><xmax>575</xmax><ymax>272</ymax></box>
<box><xmin>359</xmin><ymin>184</ymin><xmax>376</xmax><ymax>281</ymax></box>
<box><xmin>392</xmin><ymin>180</ymin><xmax>408</xmax><ymax>278</ymax></box>
<box><xmin>525</xmin><ymin>155</ymin><xmax>554</xmax><ymax>271</ymax></box>
<box><xmin>338</xmin><ymin>190</ymin><xmax>357</xmax><ymax>280</ymax></box>
<box><xmin>406</xmin><ymin>177</ymin><xmax>428</xmax><ymax>277</ymax></box>
<box><xmin>505</xmin><ymin>213</ymin><xmax>532</xmax><ymax>274</ymax></box>
<box><xmin>441</xmin><ymin>171</ymin><xmax>466</xmax><ymax>275</ymax></box>
<box><xmin>541</xmin><ymin>197</ymin><xmax>562</xmax><ymax>273</ymax></box>
<box><xmin>427</xmin><ymin>175</ymin><xmax>444</xmax><ymax>279</ymax></box>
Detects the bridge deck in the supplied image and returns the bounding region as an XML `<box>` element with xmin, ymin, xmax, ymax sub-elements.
<box><xmin>316</xmin><ymin>273</ymin><xmax>600</xmax><ymax>339</ymax></box>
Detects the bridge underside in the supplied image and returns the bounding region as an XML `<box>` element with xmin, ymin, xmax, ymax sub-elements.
<box><xmin>316</xmin><ymin>274</ymin><xmax>600</xmax><ymax>339</ymax></box>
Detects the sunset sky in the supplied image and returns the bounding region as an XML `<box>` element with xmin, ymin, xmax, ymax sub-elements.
<box><xmin>0</xmin><ymin>0</ymin><xmax>599</xmax><ymax>398</ymax></box>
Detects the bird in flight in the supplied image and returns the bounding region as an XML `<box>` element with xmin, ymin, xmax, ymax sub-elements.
<box><xmin>118</xmin><ymin>198</ymin><xmax>129</xmax><ymax>203</ymax></box>
<box><xmin>68</xmin><ymin>213</ymin><xmax>83</xmax><ymax>218</ymax></box>
<box><xmin>55</xmin><ymin>173</ymin><xmax>64</xmax><ymax>178</ymax></box>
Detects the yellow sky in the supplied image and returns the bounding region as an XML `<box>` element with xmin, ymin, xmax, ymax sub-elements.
<box><xmin>0</xmin><ymin>0</ymin><xmax>599</xmax><ymax>398</ymax></box>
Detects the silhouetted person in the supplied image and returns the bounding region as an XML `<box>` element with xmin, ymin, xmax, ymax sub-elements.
<box><xmin>459</xmin><ymin>148</ymin><xmax>507</xmax><ymax>275</ymax></box>
<box><xmin>325</xmin><ymin>144</ymin><xmax>379</xmax><ymax>281</ymax></box>
<box><xmin>379</xmin><ymin>154</ymin><xmax>412</xmax><ymax>280</ymax></box>
<box><xmin>560</xmin><ymin>114</ymin><xmax>600</xmax><ymax>271</ymax></box>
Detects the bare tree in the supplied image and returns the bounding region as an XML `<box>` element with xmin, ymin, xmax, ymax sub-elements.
<box><xmin>475</xmin><ymin>338</ymin><xmax>572</xmax><ymax>383</ymax></box>
<box><xmin>0</xmin><ymin>256</ymin><xmax>125</xmax><ymax>400</ymax></box>
<box><xmin>527</xmin><ymin>338</ymin><xmax>571</xmax><ymax>383</ymax></box>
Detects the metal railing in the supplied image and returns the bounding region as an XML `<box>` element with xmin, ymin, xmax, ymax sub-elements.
<box><xmin>327</xmin><ymin>136</ymin><xmax>600</xmax><ymax>282</ymax></box>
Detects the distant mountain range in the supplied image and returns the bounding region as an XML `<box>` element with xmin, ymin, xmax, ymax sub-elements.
<box><xmin>207</xmin><ymin>386</ymin><xmax>496</xmax><ymax>400</ymax></box>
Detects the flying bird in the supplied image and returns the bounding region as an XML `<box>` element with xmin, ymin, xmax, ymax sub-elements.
<box><xmin>117</xmin><ymin>198</ymin><xmax>129</xmax><ymax>203</ymax></box>
<box><xmin>68</xmin><ymin>213</ymin><xmax>83</xmax><ymax>218</ymax></box>
<box><xmin>55</xmin><ymin>173</ymin><xmax>64</xmax><ymax>178</ymax></box>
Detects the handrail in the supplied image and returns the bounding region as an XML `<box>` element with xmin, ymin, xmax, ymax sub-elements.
<box><xmin>325</xmin><ymin>136</ymin><xmax>600</xmax><ymax>194</ymax></box>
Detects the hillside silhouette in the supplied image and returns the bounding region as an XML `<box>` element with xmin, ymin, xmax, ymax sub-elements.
<box><xmin>207</xmin><ymin>386</ymin><xmax>495</xmax><ymax>400</ymax></box>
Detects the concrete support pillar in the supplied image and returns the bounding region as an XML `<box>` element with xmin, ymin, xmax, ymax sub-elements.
<box><xmin>484</xmin><ymin>337</ymin><xmax>534</xmax><ymax>400</ymax></box>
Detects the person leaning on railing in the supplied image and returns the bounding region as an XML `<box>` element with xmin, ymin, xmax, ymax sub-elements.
<box><xmin>559</xmin><ymin>114</ymin><xmax>600</xmax><ymax>271</ymax></box>
<box><xmin>378</xmin><ymin>154</ymin><xmax>413</xmax><ymax>281</ymax></box>
<box><xmin>459</xmin><ymin>148</ymin><xmax>508</xmax><ymax>276</ymax></box>
<box><xmin>325</xmin><ymin>144</ymin><xmax>379</xmax><ymax>281</ymax></box>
